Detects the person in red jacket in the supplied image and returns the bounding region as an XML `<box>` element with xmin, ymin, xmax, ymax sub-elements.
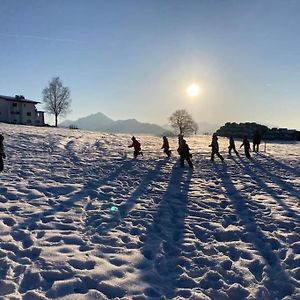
<box><xmin>128</xmin><ymin>136</ymin><xmax>143</xmax><ymax>158</ymax></box>
<box><xmin>161</xmin><ymin>136</ymin><xmax>171</xmax><ymax>157</ymax></box>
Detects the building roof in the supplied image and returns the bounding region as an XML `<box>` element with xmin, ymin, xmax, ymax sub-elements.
<box><xmin>0</xmin><ymin>95</ymin><xmax>40</xmax><ymax>104</ymax></box>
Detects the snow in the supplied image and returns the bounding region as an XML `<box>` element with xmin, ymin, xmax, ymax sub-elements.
<box><xmin>0</xmin><ymin>122</ymin><xmax>300</xmax><ymax>299</ymax></box>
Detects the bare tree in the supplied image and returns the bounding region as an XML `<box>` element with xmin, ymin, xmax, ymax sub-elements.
<box><xmin>43</xmin><ymin>77</ymin><xmax>71</xmax><ymax>127</ymax></box>
<box><xmin>169</xmin><ymin>109</ymin><xmax>198</xmax><ymax>135</ymax></box>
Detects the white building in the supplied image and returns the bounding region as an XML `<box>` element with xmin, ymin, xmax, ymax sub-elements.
<box><xmin>0</xmin><ymin>95</ymin><xmax>44</xmax><ymax>126</ymax></box>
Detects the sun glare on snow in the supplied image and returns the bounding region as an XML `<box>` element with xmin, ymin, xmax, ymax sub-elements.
<box><xmin>186</xmin><ymin>83</ymin><xmax>200</xmax><ymax>97</ymax></box>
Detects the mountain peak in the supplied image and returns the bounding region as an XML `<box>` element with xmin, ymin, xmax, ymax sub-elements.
<box><xmin>60</xmin><ymin>112</ymin><xmax>166</xmax><ymax>135</ymax></box>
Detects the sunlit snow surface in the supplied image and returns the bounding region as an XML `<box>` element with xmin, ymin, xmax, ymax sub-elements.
<box><xmin>0</xmin><ymin>123</ymin><xmax>300</xmax><ymax>299</ymax></box>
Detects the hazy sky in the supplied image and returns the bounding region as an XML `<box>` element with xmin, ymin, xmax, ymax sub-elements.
<box><xmin>0</xmin><ymin>0</ymin><xmax>299</xmax><ymax>129</ymax></box>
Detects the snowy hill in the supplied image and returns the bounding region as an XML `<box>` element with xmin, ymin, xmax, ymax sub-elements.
<box><xmin>60</xmin><ymin>112</ymin><xmax>166</xmax><ymax>135</ymax></box>
<box><xmin>0</xmin><ymin>122</ymin><xmax>300</xmax><ymax>299</ymax></box>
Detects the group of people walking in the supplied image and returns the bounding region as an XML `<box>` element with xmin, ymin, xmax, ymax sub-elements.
<box><xmin>128</xmin><ymin>130</ymin><xmax>262</xmax><ymax>168</ymax></box>
<box><xmin>208</xmin><ymin>130</ymin><xmax>262</xmax><ymax>162</ymax></box>
<box><xmin>0</xmin><ymin>131</ymin><xmax>262</xmax><ymax>172</ymax></box>
<box><xmin>227</xmin><ymin>130</ymin><xmax>261</xmax><ymax>159</ymax></box>
<box><xmin>128</xmin><ymin>134</ymin><xmax>194</xmax><ymax>168</ymax></box>
<box><xmin>206</xmin><ymin>131</ymin><xmax>262</xmax><ymax>163</ymax></box>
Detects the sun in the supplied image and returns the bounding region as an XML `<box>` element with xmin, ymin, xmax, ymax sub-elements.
<box><xmin>187</xmin><ymin>83</ymin><xmax>200</xmax><ymax>97</ymax></box>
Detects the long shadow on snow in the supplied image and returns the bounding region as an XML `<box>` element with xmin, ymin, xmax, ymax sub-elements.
<box><xmin>6</xmin><ymin>159</ymin><xmax>136</xmax><ymax>294</ymax></box>
<box><xmin>65</xmin><ymin>139</ymin><xmax>81</xmax><ymax>166</ymax></box>
<box><xmin>215</xmin><ymin>162</ymin><xmax>294</xmax><ymax>299</ymax></box>
<box><xmin>138</xmin><ymin>163</ymin><xmax>192</xmax><ymax>299</ymax></box>
<box><xmin>87</xmin><ymin>158</ymin><xmax>168</xmax><ymax>235</ymax></box>
<box><xmin>257</xmin><ymin>152</ymin><xmax>300</xmax><ymax>178</ymax></box>
<box><xmin>13</xmin><ymin>159</ymin><xmax>135</xmax><ymax>232</ymax></box>
<box><xmin>233</xmin><ymin>157</ymin><xmax>300</xmax><ymax>221</ymax></box>
<box><xmin>253</xmin><ymin>155</ymin><xmax>300</xmax><ymax>199</ymax></box>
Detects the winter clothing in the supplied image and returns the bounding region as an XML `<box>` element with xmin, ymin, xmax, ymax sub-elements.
<box><xmin>209</xmin><ymin>134</ymin><xmax>224</xmax><ymax>162</ymax></box>
<box><xmin>161</xmin><ymin>136</ymin><xmax>171</xmax><ymax>157</ymax></box>
<box><xmin>128</xmin><ymin>136</ymin><xmax>143</xmax><ymax>158</ymax></box>
<box><xmin>228</xmin><ymin>136</ymin><xmax>239</xmax><ymax>156</ymax></box>
<box><xmin>177</xmin><ymin>134</ymin><xmax>184</xmax><ymax>148</ymax></box>
<box><xmin>0</xmin><ymin>135</ymin><xmax>5</xmax><ymax>172</ymax></box>
<box><xmin>240</xmin><ymin>136</ymin><xmax>251</xmax><ymax>158</ymax></box>
<box><xmin>177</xmin><ymin>139</ymin><xmax>193</xmax><ymax>168</ymax></box>
<box><xmin>253</xmin><ymin>131</ymin><xmax>261</xmax><ymax>152</ymax></box>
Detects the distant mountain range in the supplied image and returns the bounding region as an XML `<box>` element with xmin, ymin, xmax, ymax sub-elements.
<box><xmin>59</xmin><ymin>112</ymin><xmax>168</xmax><ymax>135</ymax></box>
<box><xmin>59</xmin><ymin>112</ymin><xmax>220</xmax><ymax>135</ymax></box>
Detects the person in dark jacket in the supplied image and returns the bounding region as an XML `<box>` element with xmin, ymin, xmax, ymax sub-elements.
<box><xmin>209</xmin><ymin>134</ymin><xmax>224</xmax><ymax>162</ymax></box>
<box><xmin>240</xmin><ymin>136</ymin><xmax>251</xmax><ymax>158</ymax></box>
<box><xmin>228</xmin><ymin>135</ymin><xmax>239</xmax><ymax>156</ymax></box>
<box><xmin>161</xmin><ymin>136</ymin><xmax>171</xmax><ymax>157</ymax></box>
<box><xmin>128</xmin><ymin>136</ymin><xmax>143</xmax><ymax>158</ymax></box>
<box><xmin>0</xmin><ymin>134</ymin><xmax>6</xmax><ymax>172</ymax></box>
<box><xmin>177</xmin><ymin>139</ymin><xmax>193</xmax><ymax>168</ymax></box>
<box><xmin>177</xmin><ymin>133</ymin><xmax>184</xmax><ymax>151</ymax></box>
<box><xmin>253</xmin><ymin>130</ymin><xmax>261</xmax><ymax>152</ymax></box>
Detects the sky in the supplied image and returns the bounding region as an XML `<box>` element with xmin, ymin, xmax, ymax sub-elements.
<box><xmin>0</xmin><ymin>0</ymin><xmax>299</xmax><ymax>129</ymax></box>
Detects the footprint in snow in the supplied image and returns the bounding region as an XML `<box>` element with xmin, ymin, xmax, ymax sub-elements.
<box><xmin>68</xmin><ymin>259</ymin><xmax>96</xmax><ymax>270</ymax></box>
<box><xmin>3</xmin><ymin>217</ymin><xmax>16</xmax><ymax>226</ymax></box>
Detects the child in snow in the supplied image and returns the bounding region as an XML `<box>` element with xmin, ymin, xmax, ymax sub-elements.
<box><xmin>209</xmin><ymin>134</ymin><xmax>224</xmax><ymax>162</ymax></box>
<box><xmin>240</xmin><ymin>136</ymin><xmax>251</xmax><ymax>158</ymax></box>
<box><xmin>161</xmin><ymin>136</ymin><xmax>171</xmax><ymax>157</ymax></box>
<box><xmin>128</xmin><ymin>136</ymin><xmax>143</xmax><ymax>158</ymax></box>
<box><xmin>177</xmin><ymin>139</ymin><xmax>193</xmax><ymax>168</ymax></box>
<box><xmin>228</xmin><ymin>135</ymin><xmax>239</xmax><ymax>156</ymax></box>
<box><xmin>253</xmin><ymin>130</ymin><xmax>261</xmax><ymax>152</ymax></box>
<box><xmin>177</xmin><ymin>133</ymin><xmax>184</xmax><ymax>152</ymax></box>
<box><xmin>0</xmin><ymin>134</ymin><xmax>6</xmax><ymax>172</ymax></box>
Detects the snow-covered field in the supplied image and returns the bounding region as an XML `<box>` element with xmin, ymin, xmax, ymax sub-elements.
<box><xmin>0</xmin><ymin>123</ymin><xmax>300</xmax><ymax>300</ymax></box>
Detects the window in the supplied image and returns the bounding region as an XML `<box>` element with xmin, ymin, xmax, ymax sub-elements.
<box><xmin>27</xmin><ymin>112</ymin><xmax>31</xmax><ymax>116</ymax></box>
<box><xmin>12</xmin><ymin>103</ymin><xmax>17</xmax><ymax>107</ymax></box>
